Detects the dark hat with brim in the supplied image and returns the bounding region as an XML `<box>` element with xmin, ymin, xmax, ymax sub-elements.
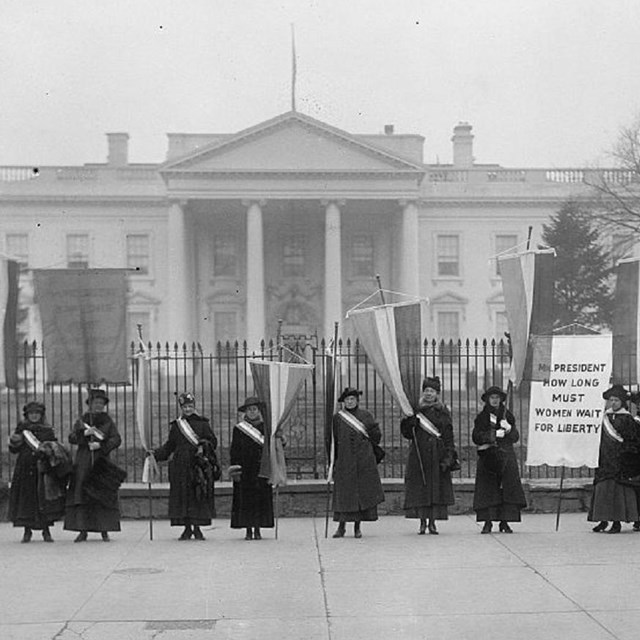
<box><xmin>238</xmin><ymin>396</ymin><xmax>264</xmax><ymax>412</ymax></box>
<box><xmin>422</xmin><ymin>377</ymin><xmax>441</xmax><ymax>393</ymax></box>
<box><xmin>86</xmin><ymin>388</ymin><xmax>109</xmax><ymax>405</ymax></box>
<box><xmin>23</xmin><ymin>401</ymin><xmax>46</xmax><ymax>417</ymax></box>
<box><xmin>602</xmin><ymin>385</ymin><xmax>630</xmax><ymax>402</ymax></box>
<box><xmin>481</xmin><ymin>386</ymin><xmax>507</xmax><ymax>403</ymax></box>
<box><xmin>338</xmin><ymin>387</ymin><xmax>362</xmax><ymax>403</ymax></box>
<box><xmin>178</xmin><ymin>392</ymin><xmax>196</xmax><ymax>406</ymax></box>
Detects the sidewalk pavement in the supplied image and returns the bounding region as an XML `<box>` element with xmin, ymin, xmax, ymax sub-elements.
<box><xmin>0</xmin><ymin>513</ymin><xmax>638</xmax><ymax>640</ymax></box>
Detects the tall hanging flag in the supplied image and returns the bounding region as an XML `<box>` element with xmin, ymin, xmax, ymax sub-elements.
<box><xmin>613</xmin><ymin>257</ymin><xmax>640</xmax><ymax>384</ymax></box>
<box><xmin>0</xmin><ymin>258</ymin><xmax>19</xmax><ymax>389</ymax></box>
<box><xmin>498</xmin><ymin>249</ymin><xmax>555</xmax><ymax>386</ymax></box>
<box><xmin>33</xmin><ymin>269</ymin><xmax>129</xmax><ymax>383</ymax></box>
<box><xmin>249</xmin><ymin>359</ymin><xmax>313</xmax><ymax>487</ymax></box>
<box><xmin>347</xmin><ymin>300</ymin><xmax>427</xmax><ymax>416</ymax></box>
<box><xmin>325</xmin><ymin>333</ymin><xmax>342</xmax><ymax>483</ymax></box>
<box><xmin>135</xmin><ymin>338</ymin><xmax>158</xmax><ymax>483</ymax></box>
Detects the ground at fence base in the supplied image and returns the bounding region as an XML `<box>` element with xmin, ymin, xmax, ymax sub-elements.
<box><xmin>109</xmin><ymin>478</ymin><xmax>593</xmax><ymax>520</ymax></box>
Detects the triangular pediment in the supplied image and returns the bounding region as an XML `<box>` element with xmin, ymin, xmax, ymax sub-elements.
<box><xmin>161</xmin><ymin>112</ymin><xmax>424</xmax><ymax>175</ymax></box>
<box><xmin>430</xmin><ymin>291</ymin><xmax>469</xmax><ymax>305</ymax></box>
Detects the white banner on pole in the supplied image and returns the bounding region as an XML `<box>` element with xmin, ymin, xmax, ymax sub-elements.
<box><xmin>526</xmin><ymin>334</ymin><xmax>612</xmax><ymax>468</ymax></box>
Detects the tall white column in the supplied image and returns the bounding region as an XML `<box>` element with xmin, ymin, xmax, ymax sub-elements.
<box><xmin>400</xmin><ymin>200</ymin><xmax>420</xmax><ymax>296</ymax></box>
<box><xmin>245</xmin><ymin>200</ymin><xmax>265</xmax><ymax>351</ymax></box>
<box><xmin>324</xmin><ymin>200</ymin><xmax>343</xmax><ymax>340</ymax></box>
<box><xmin>167</xmin><ymin>200</ymin><xmax>192</xmax><ymax>343</ymax></box>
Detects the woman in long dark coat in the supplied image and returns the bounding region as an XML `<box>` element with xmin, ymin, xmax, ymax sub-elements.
<box><xmin>154</xmin><ymin>392</ymin><xmax>218</xmax><ymax>541</ymax></box>
<box><xmin>401</xmin><ymin>377</ymin><xmax>457</xmax><ymax>535</ymax></box>
<box><xmin>589</xmin><ymin>385</ymin><xmax>640</xmax><ymax>534</ymax></box>
<box><xmin>472</xmin><ymin>386</ymin><xmax>526</xmax><ymax>534</ymax></box>
<box><xmin>328</xmin><ymin>387</ymin><xmax>384</xmax><ymax>539</ymax></box>
<box><xmin>9</xmin><ymin>401</ymin><xmax>68</xmax><ymax>543</ymax></box>
<box><xmin>229</xmin><ymin>396</ymin><xmax>274</xmax><ymax>540</ymax></box>
<box><xmin>64</xmin><ymin>388</ymin><xmax>122</xmax><ymax>542</ymax></box>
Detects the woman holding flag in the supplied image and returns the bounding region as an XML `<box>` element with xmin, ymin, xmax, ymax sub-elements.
<box><xmin>153</xmin><ymin>392</ymin><xmax>218</xmax><ymax>541</ymax></box>
<box><xmin>229</xmin><ymin>396</ymin><xmax>274</xmax><ymax>540</ymax></box>
<box><xmin>328</xmin><ymin>387</ymin><xmax>384</xmax><ymax>539</ymax></box>
<box><xmin>401</xmin><ymin>377</ymin><xmax>458</xmax><ymax>535</ymax></box>
<box><xmin>472</xmin><ymin>386</ymin><xmax>526</xmax><ymax>534</ymax></box>
<box><xmin>8</xmin><ymin>401</ymin><xmax>68</xmax><ymax>543</ymax></box>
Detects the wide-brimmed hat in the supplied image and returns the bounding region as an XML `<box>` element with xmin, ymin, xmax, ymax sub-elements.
<box><xmin>602</xmin><ymin>385</ymin><xmax>630</xmax><ymax>402</ymax></box>
<box><xmin>338</xmin><ymin>387</ymin><xmax>362</xmax><ymax>403</ymax></box>
<box><xmin>238</xmin><ymin>396</ymin><xmax>264</xmax><ymax>412</ymax></box>
<box><xmin>481</xmin><ymin>386</ymin><xmax>507</xmax><ymax>403</ymax></box>
<box><xmin>86</xmin><ymin>388</ymin><xmax>109</xmax><ymax>405</ymax></box>
<box><xmin>22</xmin><ymin>401</ymin><xmax>46</xmax><ymax>417</ymax></box>
<box><xmin>422</xmin><ymin>377</ymin><xmax>441</xmax><ymax>393</ymax></box>
<box><xmin>178</xmin><ymin>392</ymin><xmax>196</xmax><ymax>406</ymax></box>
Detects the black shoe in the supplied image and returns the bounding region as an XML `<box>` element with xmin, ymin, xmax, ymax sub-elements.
<box><xmin>428</xmin><ymin>521</ymin><xmax>438</xmax><ymax>535</ymax></box>
<box><xmin>633</xmin><ymin>521</ymin><xmax>640</xmax><ymax>532</ymax></box>
<box><xmin>253</xmin><ymin>528</ymin><xmax>262</xmax><ymax>540</ymax></box>
<box><xmin>354</xmin><ymin>524</ymin><xmax>362</xmax><ymax>539</ymax></box>
<box><xmin>592</xmin><ymin>521</ymin><xmax>609</xmax><ymax>533</ymax></box>
<box><xmin>332</xmin><ymin>525</ymin><xmax>346</xmax><ymax>539</ymax></box>
<box><xmin>499</xmin><ymin>521</ymin><xmax>513</xmax><ymax>533</ymax></box>
<box><xmin>179</xmin><ymin>527</ymin><xmax>193</xmax><ymax>541</ymax></box>
<box><xmin>245</xmin><ymin>528</ymin><xmax>253</xmax><ymax>540</ymax></box>
<box><xmin>21</xmin><ymin>528</ymin><xmax>32</xmax><ymax>544</ymax></box>
<box><xmin>74</xmin><ymin>531</ymin><xmax>88</xmax><ymax>543</ymax></box>
<box><xmin>42</xmin><ymin>528</ymin><xmax>54</xmax><ymax>543</ymax></box>
<box><xmin>101</xmin><ymin>531</ymin><xmax>110</xmax><ymax>542</ymax></box>
<box><xmin>418</xmin><ymin>520</ymin><xmax>427</xmax><ymax>535</ymax></box>
<box><xmin>193</xmin><ymin>527</ymin><xmax>205</xmax><ymax>541</ymax></box>
<box><xmin>481</xmin><ymin>521</ymin><xmax>492</xmax><ymax>534</ymax></box>
<box><xmin>608</xmin><ymin>521</ymin><xmax>622</xmax><ymax>534</ymax></box>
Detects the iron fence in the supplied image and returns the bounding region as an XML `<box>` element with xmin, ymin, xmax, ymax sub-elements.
<box><xmin>1</xmin><ymin>338</ymin><xmax>598</xmax><ymax>483</ymax></box>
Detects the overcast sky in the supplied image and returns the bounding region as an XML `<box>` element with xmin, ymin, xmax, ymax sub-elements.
<box><xmin>1</xmin><ymin>0</ymin><xmax>638</xmax><ymax>168</ymax></box>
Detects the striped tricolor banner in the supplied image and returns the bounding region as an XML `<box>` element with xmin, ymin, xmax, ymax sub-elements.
<box><xmin>250</xmin><ymin>360</ymin><xmax>313</xmax><ymax>487</ymax></box>
<box><xmin>498</xmin><ymin>250</ymin><xmax>555</xmax><ymax>386</ymax></box>
<box><xmin>347</xmin><ymin>300</ymin><xmax>427</xmax><ymax>415</ymax></box>
<box><xmin>0</xmin><ymin>258</ymin><xmax>19</xmax><ymax>389</ymax></box>
<box><xmin>613</xmin><ymin>258</ymin><xmax>640</xmax><ymax>384</ymax></box>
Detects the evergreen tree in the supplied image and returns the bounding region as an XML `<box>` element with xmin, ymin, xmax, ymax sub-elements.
<box><xmin>542</xmin><ymin>200</ymin><xmax>613</xmax><ymax>329</ymax></box>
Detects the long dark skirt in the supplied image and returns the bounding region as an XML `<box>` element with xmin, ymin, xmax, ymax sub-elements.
<box><xmin>405</xmin><ymin>505</ymin><xmax>449</xmax><ymax>520</ymax></box>
<box><xmin>475</xmin><ymin>504</ymin><xmax>522</xmax><ymax>522</ymax></box>
<box><xmin>333</xmin><ymin>506</ymin><xmax>378</xmax><ymax>522</ymax></box>
<box><xmin>588</xmin><ymin>479</ymin><xmax>639</xmax><ymax>522</ymax></box>
<box><xmin>64</xmin><ymin>504</ymin><xmax>121</xmax><ymax>532</ymax></box>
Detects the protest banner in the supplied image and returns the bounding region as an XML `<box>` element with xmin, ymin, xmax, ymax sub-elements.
<box><xmin>526</xmin><ymin>334</ymin><xmax>612</xmax><ymax>468</ymax></box>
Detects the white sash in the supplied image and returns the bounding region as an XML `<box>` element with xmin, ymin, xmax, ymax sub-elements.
<box><xmin>82</xmin><ymin>422</ymin><xmax>105</xmax><ymax>441</ymax></box>
<box><xmin>176</xmin><ymin>417</ymin><xmax>200</xmax><ymax>448</ymax></box>
<box><xmin>602</xmin><ymin>411</ymin><xmax>625</xmax><ymax>443</ymax></box>
<box><xmin>338</xmin><ymin>409</ymin><xmax>369</xmax><ymax>439</ymax></box>
<box><xmin>235</xmin><ymin>420</ymin><xmax>265</xmax><ymax>446</ymax></box>
<box><xmin>489</xmin><ymin>413</ymin><xmax>511</xmax><ymax>431</ymax></box>
<box><xmin>416</xmin><ymin>413</ymin><xmax>441</xmax><ymax>438</ymax></box>
<box><xmin>22</xmin><ymin>429</ymin><xmax>41</xmax><ymax>451</ymax></box>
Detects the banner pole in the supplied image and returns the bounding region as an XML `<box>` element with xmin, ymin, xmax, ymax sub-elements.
<box><xmin>137</xmin><ymin>324</ymin><xmax>154</xmax><ymax>542</ymax></box>
<box><xmin>555</xmin><ymin>466</ymin><xmax>566</xmax><ymax>531</ymax></box>
<box><xmin>412</xmin><ymin>425</ymin><xmax>428</xmax><ymax>486</ymax></box>
<box><xmin>325</xmin><ymin>321</ymin><xmax>340</xmax><ymax>538</ymax></box>
<box><xmin>324</xmin><ymin>482</ymin><xmax>331</xmax><ymax>538</ymax></box>
<box><xmin>275</xmin><ymin>486</ymin><xmax>280</xmax><ymax>540</ymax></box>
<box><xmin>148</xmin><ymin>481</ymin><xmax>154</xmax><ymax>541</ymax></box>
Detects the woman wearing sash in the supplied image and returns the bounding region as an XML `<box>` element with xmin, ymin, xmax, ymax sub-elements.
<box><xmin>589</xmin><ymin>385</ymin><xmax>640</xmax><ymax>534</ymax></box>
<box><xmin>472</xmin><ymin>386</ymin><xmax>526</xmax><ymax>534</ymax></box>
<box><xmin>9</xmin><ymin>401</ymin><xmax>68</xmax><ymax>543</ymax></box>
<box><xmin>154</xmin><ymin>392</ymin><xmax>218</xmax><ymax>541</ymax></box>
<box><xmin>230</xmin><ymin>396</ymin><xmax>274</xmax><ymax>540</ymax></box>
<box><xmin>401</xmin><ymin>377</ymin><xmax>458</xmax><ymax>535</ymax></box>
<box><xmin>329</xmin><ymin>387</ymin><xmax>384</xmax><ymax>539</ymax></box>
<box><xmin>65</xmin><ymin>388</ymin><xmax>122</xmax><ymax>542</ymax></box>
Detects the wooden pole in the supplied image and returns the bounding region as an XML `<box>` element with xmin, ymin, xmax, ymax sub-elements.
<box><xmin>375</xmin><ymin>274</ymin><xmax>386</xmax><ymax>305</ymax></box>
<box><xmin>325</xmin><ymin>321</ymin><xmax>339</xmax><ymax>538</ymax></box>
<box><xmin>555</xmin><ymin>466</ymin><xmax>566</xmax><ymax>532</ymax></box>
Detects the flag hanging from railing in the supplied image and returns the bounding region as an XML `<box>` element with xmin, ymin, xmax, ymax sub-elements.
<box><xmin>346</xmin><ymin>300</ymin><xmax>427</xmax><ymax>416</ymax></box>
<box><xmin>0</xmin><ymin>258</ymin><xmax>19</xmax><ymax>389</ymax></box>
<box><xmin>613</xmin><ymin>257</ymin><xmax>640</xmax><ymax>384</ymax></box>
<box><xmin>498</xmin><ymin>249</ymin><xmax>555</xmax><ymax>386</ymax></box>
<box><xmin>249</xmin><ymin>360</ymin><xmax>314</xmax><ymax>487</ymax></box>
<box><xmin>33</xmin><ymin>269</ymin><xmax>129</xmax><ymax>384</ymax></box>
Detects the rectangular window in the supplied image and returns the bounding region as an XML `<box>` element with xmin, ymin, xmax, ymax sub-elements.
<box><xmin>495</xmin><ymin>234</ymin><xmax>518</xmax><ymax>275</ymax></box>
<box><xmin>5</xmin><ymin>233</ymin><xmax>29</xmax><ymax>270</ymax></box>
<box><xmin>437</xmin><ymin>310</ymin><xmax>460</xmax><ymax>363</ymax></box>
<box><xmin>351</xmin><ymin>235</ymin><xmax>374</xmax><ymax>278</ymax></box>
<box><xmin>126</xmin><ymin>234</ymin><xmax>150</xmax><ymax>275</ymax></box>
<box><xmin>436</xmin><ymin>235</ymin><xmax>460</xmax><ymax>277</ymax></box>
<box><xmin>214</xmin><ymin>311</ymin><xmax>237</xmax><ymax>344</ymax></box>
<box><xmin>213</xmin><ymin>234</ymin><xmax>237</xmax><ymax>277</ymax></box>
<box><xmin>282</xmin><ymin>235</ymin><xmax>306</xmax><ymax>277</ymax></box>
<box><xmin>66</xmin><ymin>234</ymin><xmax>89</xmax><ymax>269</ymax></box>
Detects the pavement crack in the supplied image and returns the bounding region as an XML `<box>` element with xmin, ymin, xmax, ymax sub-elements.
<box><xmin>312</xmin><ymin>516</ymin><xmax>333</xmax><ymax>640</ymax></box>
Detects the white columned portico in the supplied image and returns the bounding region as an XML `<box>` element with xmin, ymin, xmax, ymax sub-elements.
<box><xmin>167</xmin><ymin>200</ymin><xmax>192</xmax><ymax>343</ymax></box>
<box><xmin>399</xmin><ymin>200</ymin><xmax>420</xmax><ymax>297</ymax></box>
<box><xmin>323</xmin><ymin>200</ymin><xmax>343</xmax><ymax>340</ymax></box>
<box><xmin>245</xmin><ymin>200</ymin><xmax>266</xmax><ymax>350</ymax></box>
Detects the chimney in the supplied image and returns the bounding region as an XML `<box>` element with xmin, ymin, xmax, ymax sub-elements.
<box><xmin>384</xmin><ymin>124</ymin><xmax>395</xmax><ymax>135</ymax></box>
<box><xmin>107</xmin><ymin>132</ymin><xmax>129</xmax><ymax>166</ymax></box>
<box><xmin>451</xmin><ymin>122</ymin><xmax>474</xmax><ymax>168</ymax></box>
